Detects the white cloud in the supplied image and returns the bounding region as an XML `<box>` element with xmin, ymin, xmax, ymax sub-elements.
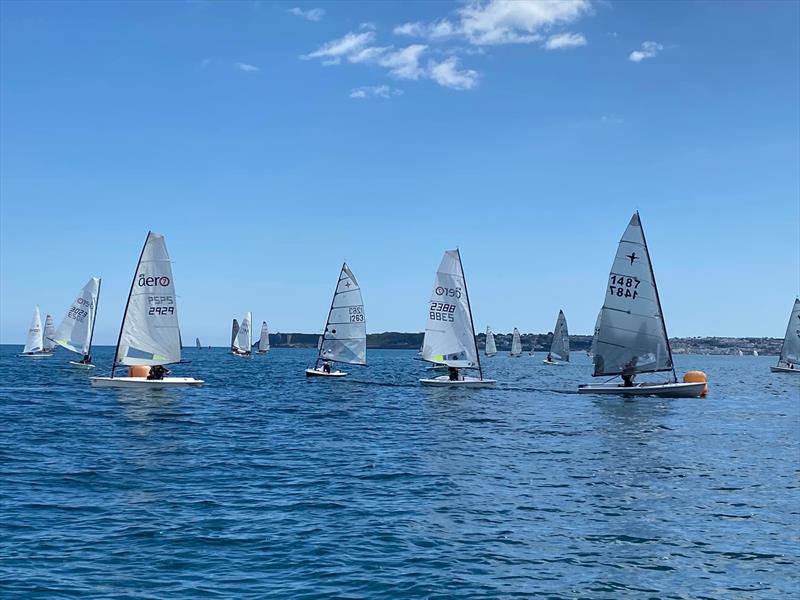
<box><xmin>601</xmin><ymin>114</ymin><xmax>623</xmax><ymax>125</ymax></box>
<box><xmin>395</xmin><ymin>0</ymin><xmax>592</xmax><ymax>46</ymax></box>
<box><xmin>544</xmin><ymin>32</ymin><xmax>587</xmax><ymax>50</ymax></box>
<box><xmin>287</xmin><ymin>7</ymin><xmax>325</xmax><ymax>22</ymax></box>
<box><xmin>376</xmin><ymin>44</ymin><xmax>427</xmax><ymax>80</ymax></box>
<box><xmin>428</xmin><ymin>56</ymin><xmax>479</xmax><ymax>90</ymax></box>
<box><xmin>350</xmin><ymin>85</ymin><xmax>404</xmax><ymax>99</ymax></box>
<box><xmin>301</xmin><ymin>31</ymin><xmax>375</xmax><ymax>64</ymax></box>
<box><xmin>629</xmin><ymin>41</ymin><xmax>663</xmax><ymax>62</ymax></box>
<box><xmin>234</xmin><ymin>62</ymin><xmax>260</xmax><ymax>72</ymax></box>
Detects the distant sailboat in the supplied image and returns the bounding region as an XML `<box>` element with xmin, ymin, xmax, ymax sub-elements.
<box><xmin>90</xmin><ymin>231</ymin><xmax>203</xmax><ymax>387</ymax></box>
<box><xmin>230</xmin><ymin>319</ymin><xmax>239</xmax><ymax>353</ymax></box>
<box><xmin>51</xmin><ymin>277</ymin><xmax>101</xmax><ymax>367</ymax></box>
<box><xmin>544</xmin><ymin>310</ymin><xmax>569</xmax><ymax>366</ymax></box>
<box><xmin>485</xmin><ymin>326</ymin><xmax>497</xmax><ymax>357</ymax></box>
<box><xmin>232</xmin><ymin>312</ymin><xmax>252</xmax><ymax>357</ymax></box>
<box><xmin>419</xmin><ymin>249</ymin><xmax>495</xmax><ymax>386</ymax></box>
<box><xmin>196</xmin><ymin>337</ymin><xmax>201</xmax><ymax>349</ymax></box>
<box><xmin>510</xmin><ymin>328</ymin><xmax>522</xmax><ymax>357</ymax></box>
<box><xmin>19</xmin><ymin>306</ymin><xmax>52</xmax><ymax>357</ymax></box>
<box><xmin>771</xmin><ymin>298</ymin><xmax>800</xmax><ymax>373</ymax></box>
<box><xmin>588</xmin><ymin>310</ymin><xmax>602</xmax><ymax>357</ymax></box>
<box><xmin>306</xmin><ymin>263</ymin><xmax>367</xmax><ymax>377</ymax></box>
<box><xmin>43</xmin><ymin>315</ymin><xmax>56</xmax><ymax>354</ymax></box>
<box><xmin>752</xmin><ymin>349</ymin><xmax>759</xmax><ymax>357</ymax></box>
<box><xmin>578</xmin><ymin>212</ymin><xmax>706</xmax><ymax>397</ymax></box>
<box><xmin>257</xmin><ymin>322</ymin><xmax>270</xmax><ymax>354</ymax></box>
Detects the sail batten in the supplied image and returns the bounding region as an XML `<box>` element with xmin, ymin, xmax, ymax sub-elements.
<box><xmin>317</xmin><ymin>264</ymin><xmax>367</xmax><ymax>366</ymax></box>
<box><xmin>592</xmin><ymin>212</ymin><xmax>674</xmax><ymax>379</ymax></box>
<box><xmin>776</xmin><ymin>298</ymin><xmax>800</xmax><ymax>368</ymax></box>
<box><xmin>52</xmin><ymin>277</ymin><xmax>101</xmax><ymax>356</ymax></box>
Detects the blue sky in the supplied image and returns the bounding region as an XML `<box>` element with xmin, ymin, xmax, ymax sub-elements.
<box><xmin>1</xmin><ymin>0</ymin><xmax>798</xmax><ymax>346</ymax></box>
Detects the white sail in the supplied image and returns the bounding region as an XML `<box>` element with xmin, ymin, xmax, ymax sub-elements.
<box><xmin>592</xmin><ymin>212</ymin><xmax>673</xmax><ymax>378</ymax></box>
<box><xmin>549</xmin><ymin>310</ymin><xmax>570</xmax><ymax>362</ymax></box>
<box><xmin>230</xmin><ymin>319</ymin><xmax>239</xmax><ymax>351</ymax></box>
<box><xmin>42</xmin><ymin>315</ymin><xmax>56</xmax><ymax>351</ymax></box>
<box><xmin>318</xmin><ymin>264</ymin><xmax>366</xmax><ymax>365</ymax></box>
<box><xmin>23</xmin><ymin>306</ymin><xmax>44</xmax><ymax>353</ymax></box>
<box><xmin>510</xmin><ymin>328</ymin><xmax>522</xmax><ymax>356</ymax></box>
<box><xmin>115</xmin><ymin>232</ymin><xmax>182</xmax><ymax>367</ymax></box>
<box><xmin>485</xmin><ymin>326</ymin><xmax>497</xmax><ymax>356</ymax></box>
<box><xmin>196</xmin><ymin>337</ymin><xmax>201</xmax><ymax>349</ymax></box>
<box><xmin>52</xmin><ymin>277</ymin><xmax>101</xmax><ymax>355</ymax></box>
<box><xmin>235</xmin><ymin>312</ymin><xmax>252</xmax><ymax>353</ymax></box>
<box><xmin>258</xmin><ymin>322</ymin><xmax>270</xmax><ymax>352</ymax></box>
<box><xmin>421</xmin><ymin>250</ymin><xmax>480</xmax><ymax>369</ymax></box>
<box><xmin>777</xmin><ymin>298</ymin><xmax>800</xmax><ymax>368</ymax></box>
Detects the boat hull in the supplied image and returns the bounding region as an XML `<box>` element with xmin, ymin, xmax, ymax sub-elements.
<box><xmin>419</xmin><ymin>376</ymin><xmax>496</xmax><ymax>387</ymax></box>
<box><xmin>577</xmin><ymin>381</ymin><xmax>705</xmax><ymax>398</ymax></box>
<box><xmin>69</xmin><ymin>361</ymin><xmax>95</xmax><ymax>369</ymax></box>
<box><xmin>18</xmin><ymin>353</ymin><xmax>53</xmax><ymax>358</ymax></box>
<box><xmin>770</xmin><ymin>366</ymin><xmax>800</xmax><ymax>373</ymax></box>
<box><xmin>90</xmin><ymin>376</ymin><xmax>204</xmax><ymax>388</ymax></box>
<box><xmin>305</xmin><ymin>368</ymin><xmax>347</xmax><ymax>378</ymax></box>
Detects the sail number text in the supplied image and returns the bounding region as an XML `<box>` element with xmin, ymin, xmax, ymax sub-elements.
<box><xmin>608</xmin><ymin>274</ymin><xmax>640</xmax><ymax>300</ymax></box>
<box><xmin>67</xmin><ymin>307</ymin><xmax>88</xmax><ymax>322</ymax></box>
<box><xmin>148</xmin><ymin>295</ymin><xmax>175</xmax><ymax>315</ymax></box>
<box><xmin>348</xmin><ymin>306</ymin><xmax>364</xmax><ymax>323</ymax></box>
<box><xmin>430</xmin><ymin>302</ymin><xmax>456</xmax><ymax>322</ymax></box>
<box><xmin>435</xmin><ymin>286</ymin><xmax>462</xmax><ymax>299</ymax></box>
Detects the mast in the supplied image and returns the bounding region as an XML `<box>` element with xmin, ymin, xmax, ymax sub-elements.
<box><xmin>87</xmin><ymin>277</ymin><xmax>101</xmax><ymax>358</ymax></box>
<box><xmin>457</xmin><ymin>248</ymin><xmax>483</xmax><ymax>380</ymax></box>
<box><xmin>637</xmin><ymin>212</ymin><xmax>677</xmax><ymax>383</ymax></box>
<box><xmin>111</xmin><ymin>233</ymin><xmax>150</xmax><ymax>378</ymax></box>
<box><xmin>316</xmin><ymin>262</ymin><xmax>345</xmax><ymax>367</ymax></box>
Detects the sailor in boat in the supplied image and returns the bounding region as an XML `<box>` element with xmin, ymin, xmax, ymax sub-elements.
<box><xmin>322</xmin><ymin>360</ymin><xmax>332</xmax><ymax>374</ymax></box>
<box><xmin>546</xmin><ymin>352</ymin><xmax>552</xmax><ymax>363</ymax></box>
<box><xmin>622</xmin><ymin>373</ymin><xmax>634</xmax><ymax>387</ymax></box>
<box><xmin>147</xmin><ymin>365</ymin><xmax>169</xmax><ymax>380</ymax></box>
<box><xmin>448</xmin><ymin>366</ymin><xmax>460</xmax><ymax>381</ymax></box>
<box><xmin>79</xmin><ymin>353</ymin><xmax>92</xmax><ymax>365</ymax></box>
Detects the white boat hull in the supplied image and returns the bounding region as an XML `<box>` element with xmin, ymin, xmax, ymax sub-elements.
<box><xmin>305</xmin><ymin>367</ymin><xmax>347</xmax><ymax>378</ymax></box>
<box><xmin>543</xmin><ymin>359</ymin><xmax>566</xmax><ymax>366</ymax></box>
<box><xmin>69</xmin><ymin>361</ymin><xmax>95</xmax><ymax>369</ymax></box>
<box><xmin>90</xmin><ymin>376</ymin><xmax>204</xmax><ymax>388</ymax></box>
<box><xmin>18</xmin><ymin>352</ymin><xmax>53</xmax><ymax>358</ymax></box>
<box><xmin>577</xmin><ymin>381</ymin><xmax>705</xmax><ymax>398</ymax></box>
<box><xmin>419</xmin><ymin>375</ymin><xmax>496</xmax><ymax>387</ymax></box>
<box><xmin>770</xmin><ymin>365</ymin><xmax>800</xmax><ymax>373</ymax></box>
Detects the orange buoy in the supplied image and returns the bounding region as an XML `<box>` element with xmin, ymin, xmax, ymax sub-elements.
<box><xmin>683</xmin><ymin>370</ymin><xmax>708</xmax><ymax>397</ymax></box>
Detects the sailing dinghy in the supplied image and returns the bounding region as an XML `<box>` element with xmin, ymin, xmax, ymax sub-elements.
<box><xmin>419</xmin><ymin>250</ymin><xmax>495</xmax><ymax>387</ymax></box>
<box><xmin>771</xmin><ymin>298</ymin><xmax>800</xmax><ymax>373</ymax></box>
<box><xmin>257</xmin><ymin>322</ymin><xmax>270</xmax><ymax>354</ymax></box>
<box><xmin>510</xmin><ymin>328</ymin><xmax>522</xmax><ymax>357</ymax></box>
<box><xmin>195</xmin><ymin>337</ymin><xmax>201</xmax><ymax>349</ymax></box>
<box><xmin>43</xmin><ymin>315</ymin><xmax>56</xmax><ymax>354</ymax></box>
<box><xmin>543</xmin><ymin>310</ymin><xmax>569</xmax><ymax>366</ymax></box>
<box><xmin>51</xmin><ymin>277</ymin><xmax>101</xmax><ymax>367</ymax></box>
<box><xmin>578</xmin><ymin>212</ymin><xmax>706</xmax><ymax>398</ymax></box>
<box><xmin>485</xmin><ymin>326</ymin><xmax>497</xmax><ymax>357</ymax></box>
<box><xmin>19</xmin><ymin>306</ymin><xmax>52</xmax><ymax>357</ymax></box>
<box><xmin>305</xmin><ymin>263</ymin><xmax>366</xmax><ymax>377</ymax></box>
<box><xmin>232</xmin><ymin>312</ymin><xmax>252</xmax><ymax>357</ymax></box>
<box><xmin>90</xmin><ymin>231</ymin><xmax>203</xmax><ymax>387</ymax></box>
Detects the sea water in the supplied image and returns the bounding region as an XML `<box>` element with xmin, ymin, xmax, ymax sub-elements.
<box><xmin>1</xmin><ymin>346</ymin><xmax>797</xmax><ymax>598</ymax></box>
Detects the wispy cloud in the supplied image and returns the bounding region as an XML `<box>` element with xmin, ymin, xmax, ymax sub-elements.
<box><xmin>544</xmin><ymin>32</ymin><xmax>587</xmax><ymax>50</ymax></box>
<box><xmin>349</xmin><ymin>85</ymin><xmax>404</xmax><ymax>99</ymax></box>
<box><xmin>234</xmin><ymin>62</ymin><xmax>260</xmax><ymax>72</ymax></box>
<box><xmin>301</xmin><ymin>31</ymin><xmax>375</xmax><ymax>65</ymax></box>
<box><xmin>601</xmin><ymin>114</ymin><xmax>624</xmax><ymax>125</ymax></box>
<box><xmin>287</xmin><ymin>7</ymin><xmax>325</xmax><ymax>22</ymax></box>
<box><xmin>629</xmin><ymin>41</ymin><xmax>663</xmax><ymax>63</ymax></box>
<box><xmin>428</xmin><ymin>57</ymin><xmax>479</xmax><ymax>90</ymax></box>
<box><xmin>394</xmin><ymin>0</ymin><xmax>592</xmax><ymax>46</ymax></box>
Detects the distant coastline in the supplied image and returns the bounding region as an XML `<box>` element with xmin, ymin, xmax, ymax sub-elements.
<box><xmin>253</xmin><ymin>332</ymin><xmax>782</xmax><ymax>355</ymax></box>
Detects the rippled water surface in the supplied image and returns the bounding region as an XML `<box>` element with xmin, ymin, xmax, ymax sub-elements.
<box><xmin>1</xmin><ymin>346</ymin><xmax>798</xmax><ymax>598</ymax></box>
